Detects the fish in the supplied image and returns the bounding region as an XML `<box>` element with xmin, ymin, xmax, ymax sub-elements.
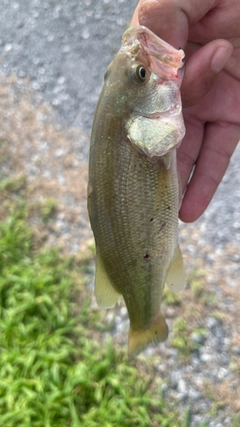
<box><xmin>87</xmin><ymin>25</ymin><xmax>186</xmax><ymax>358</ymax></box>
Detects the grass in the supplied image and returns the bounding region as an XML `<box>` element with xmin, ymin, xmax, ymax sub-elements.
<box><xmin>162</xmin><ymin>287</ymin><xmax>182</xmax><ymax>306</ymax></box>
<box><xmin>0</xmin><ymin>198</ymin><xmax>194</xmax><ymax>427</ymax></box>
<box><xmin>171</xmin><ymin>317</ymin><xmax>207</xmax><ymax>358</ymax></box>
<box><xmin>38</xmin><ymin>198</ymin><xmax>56</xmax><ymax>223</ymax></box>
<box><xmin>0</xmin><ymin>175</ymin><xmax>26</xmax><ymax>193</ymax></box>
<box><xmin>1</xmin><ymin>176</ymin><xmax>237</xmax><ymax>426</ymax></box>
<box><xmin>189</xmin><ymin>268</ymin><xmax>215</xmax><ymax>305</ymax></box>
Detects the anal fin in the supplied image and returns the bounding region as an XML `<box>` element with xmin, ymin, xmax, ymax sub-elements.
<box><xmin>166</xmin><ymin>245</ymin><xmax>186</xmax><ymax>293</ymax></box>
<box><xmin>95</xmin><ymin>253</ymin><xmax>121</xmax><ymax>308</ymax></box>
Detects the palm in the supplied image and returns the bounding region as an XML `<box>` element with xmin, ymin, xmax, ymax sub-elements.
<box><xmin>131</xmin><ymin>0</ymin><xmax>240</xmax><ymax>222</ymax></box>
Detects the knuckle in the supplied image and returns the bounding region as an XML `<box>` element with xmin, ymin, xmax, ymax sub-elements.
<box><xmin>177</xmin><ymin>149</ymin><xmax>196</xmax><ymax>167</ymax></box>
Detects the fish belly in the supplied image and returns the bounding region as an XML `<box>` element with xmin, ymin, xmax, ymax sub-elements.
<box><xmin>88</xmin><ymin>130</ymin><xmax>179</xmax><ymax>332</ymax></box>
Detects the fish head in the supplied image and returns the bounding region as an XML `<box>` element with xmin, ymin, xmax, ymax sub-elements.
<box><xmin>103</xmin><ymin>26</ymin><xmax>185</xmax><ymax>157</ymax></box>
<box><xmin>104</xmin><ymin>25</ymin><xmax>184</xmax><ymax>113</ymax></box>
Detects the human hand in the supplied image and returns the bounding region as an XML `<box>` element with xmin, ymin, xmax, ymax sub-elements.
<box><xmin>131</xmin><ymin>0</ymin><xmax>240</xmax><ymax>222</ymax></box>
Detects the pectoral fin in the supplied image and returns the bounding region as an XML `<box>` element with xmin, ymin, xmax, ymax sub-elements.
<box><xmin>127</xmin><ymin>116</ymin><xmax>179</xmax><ymax>158</ymax></box>
<box><xmin>95</xmin><ymin>253</ymin><xmax>122</xmax><ymax>308</ymax></box>
<box><xmin>166</xmin><ymin>245</ymin><xmax>186</xmax><ymax>293</ymax></box>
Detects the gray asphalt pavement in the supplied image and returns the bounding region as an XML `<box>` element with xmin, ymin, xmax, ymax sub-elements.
<box><xmin>0</xmin><ymin>0</ymin><xmax>239</xmax><ymax>248</ymax></box>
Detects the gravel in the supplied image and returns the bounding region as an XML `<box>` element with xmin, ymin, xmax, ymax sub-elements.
<box><xmin>0</xmin><ymin>0</ymin><xmax>239</xmax><ymax>248</ymax></box>
<box><xmin>0</xmin><ymin>0</ymin><xmax>138</xmax><ymax>132</ymax></box>
<box><xmin>0</xmin><ymin>1</ymin><xmax>239</xmax><ymax>425</ymax></box>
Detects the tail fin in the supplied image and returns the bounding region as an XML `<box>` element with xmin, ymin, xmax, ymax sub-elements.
<box><xmin>128</xmin><ymin>313</ymin><xmax>168</xmax><ymax>358</ymax></box>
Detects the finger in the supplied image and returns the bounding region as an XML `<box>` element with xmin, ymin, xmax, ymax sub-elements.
<box><xmin>132</xmin><ymin>1</ymin><xmax>233</xmax><ymax>109</ymax></box>
<box><xmin>131</xmin><ymin>4</ymin><xmax>140</xmax><ymax>25</ymax></box>
<box><xmin>177</xmin><ymin>113</ymin><xmax>204</xmax><ymax>191</ymax></box>
<box><xmin>179</xmin><ymin>122</ymin><xmax>240</xmax><ymax>223</ymax></box>
<box><xmin>137</xmin><ymin>0</ymin><xmax>218</xmax><ymax>48</ymax></box>
<box><xmin>182</xmin><ymin>40</ymin><xmax>233</xmax><ymax>108</ymax></box>
<box><xmin>189</xmin><ymin>0</ymin><xmax>240</xmax><ymax>42</ymax></box>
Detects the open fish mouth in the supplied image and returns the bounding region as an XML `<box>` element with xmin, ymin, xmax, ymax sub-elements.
<box><xmin>122</xmin><ymin>25</ymin><xmax>185</xmax><ymax>85</ymax></box>
<box><xmin>136</xmin><ymin>104</ymin><xmax>182</xmax><ymax>120</ymax></box>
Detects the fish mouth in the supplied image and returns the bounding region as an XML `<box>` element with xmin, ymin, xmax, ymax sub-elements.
<box><xmin>122</xmin><ymin>25</ymin><xmax>185</xmax><ymax>86</ymax></box>
<box><xmin>139</xmin><ymin>106</ymin><xmax>182</xmax><ymax>121</ymax></box>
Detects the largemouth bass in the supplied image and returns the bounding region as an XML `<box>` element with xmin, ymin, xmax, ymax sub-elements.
<box><xmin>88</xmin><ymin>25</ymin><xmax>186</xmax><ymax>358</ymax></box>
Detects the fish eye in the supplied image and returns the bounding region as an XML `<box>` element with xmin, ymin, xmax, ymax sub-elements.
<box><xmin>136</xmin><ymin>65</ymin><xmax>147</xmax><ymax>82</ymax></box>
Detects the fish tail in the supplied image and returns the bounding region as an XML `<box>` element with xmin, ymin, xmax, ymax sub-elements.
<box><xmin>128</xmin><ymin>313</ymin><xmax>168</xmax><ymax>358</ymax></box>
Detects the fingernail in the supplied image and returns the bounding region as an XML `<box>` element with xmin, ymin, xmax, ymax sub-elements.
<box><xmin>211</xmin><ymin>45</ymin><xmax>232</xmax><ymax>74</ymax></box>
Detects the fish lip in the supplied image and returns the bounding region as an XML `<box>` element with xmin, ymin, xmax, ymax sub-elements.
<box><xmin>122</xmin><ymin>25</ymin><xmax>185</xmax><ymax>85</ymax></box>
<box><xmin>135</xmin><ymin>105</ymin><xmax>181</xmax><ymax>120</ymax></box>
<box><xmin>122</xmin><ymin>25</ymin><xmax>185</xmax><ymax>69</ymax></box>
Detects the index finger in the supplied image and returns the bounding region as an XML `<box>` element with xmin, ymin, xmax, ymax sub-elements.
<box><xmin>179</xmin><ymin>121</ymin><xmax>240</xmax><ymax>222</ymax></box>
